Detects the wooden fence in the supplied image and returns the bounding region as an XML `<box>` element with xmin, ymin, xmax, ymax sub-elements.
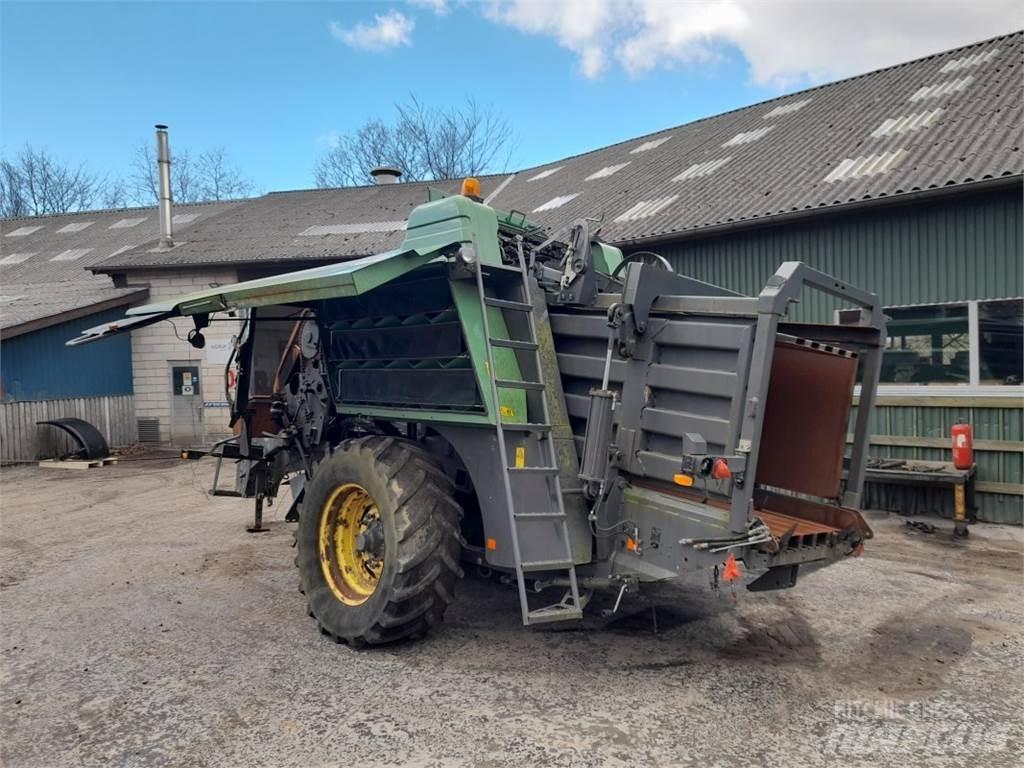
<box><xmin>0</xmin><ymin>395</ymin><xmax>136</xmax><ymax>463</ymax></box>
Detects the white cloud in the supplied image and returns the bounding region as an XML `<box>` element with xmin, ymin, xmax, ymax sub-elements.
<box><xmin>408</xmin><ymin>0</ymin><xmax>450</xmax><ymax>14</ymax></box>
<box><xmin>316</xmin><ymin>130</ymin><xmax>341</xmax><ymax>149</ymax></box>
<box><xmin>484</xmin><ymin>0</ymin><xmax>622</xmax><ymax>77</ymax></box>
<box><xmin>483</xmin><ymin>0</ymin><xmax>1021</xmax><ymax>85</ymax></box>
<box><xmin>330</xmin><ymin>10</ymin><xmax>415</xmax><ymax>52</ymax></box>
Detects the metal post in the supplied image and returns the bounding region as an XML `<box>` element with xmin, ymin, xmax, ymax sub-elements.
<box><xmin>844</xmin><ymin>341</ymin><xmax>882</xmax><ymax>508</ymax></box>
<box><xmin>729</xmin><ymin>311</ymin><xmax>780</xmax><ymax>533</ymax></box>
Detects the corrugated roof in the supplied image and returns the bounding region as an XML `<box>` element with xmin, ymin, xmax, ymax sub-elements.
<box><xmin>484</xmin><ymin>30</ymin><xmax>1022</xmax><ymax>245</ymax></box>
<box><xmin>1</xmin><ymin>200</ymin><xmax>239</xmax><ymax>282</ymax></box>
<box><xmin>4</xmin><ymin>30</ymin><xmax>1022</xmax><ymax>284</ymax></box>
<box><xmin>0</xmin><ymin>200</ymin><xmax>239</xmax><ymax>331</ymax></box>
<box><xmin>0</xmin><ymin>283</ymin><xmax>148</xmax><ymax>336</ymax></box>
<box><xmin>92</xmin><ymin>177</ymin><xmax>484</xmax><ymax>270</ymax></box>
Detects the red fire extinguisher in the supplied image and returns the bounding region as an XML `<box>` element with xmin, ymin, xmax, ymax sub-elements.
<box><xmin>951</xmin><ymin>420</ymin><xmax>974</xmax><ymax>470</ymax></box>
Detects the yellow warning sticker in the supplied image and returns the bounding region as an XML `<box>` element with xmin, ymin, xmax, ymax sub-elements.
<box><xmin>515</xmin><ymin>446</ymin><xmax>526</xmax><ymax>468</ymax></box>
<box><xmin>500</xmin><ymin>405</ymin><xmax>515</xmax><ymax>418</ymax></box>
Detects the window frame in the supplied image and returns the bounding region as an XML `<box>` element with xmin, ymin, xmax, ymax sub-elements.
<box><xmin>838</xmin><ymin>296</ymin><xmax>1024</xmax><ymax>398</ymax></box>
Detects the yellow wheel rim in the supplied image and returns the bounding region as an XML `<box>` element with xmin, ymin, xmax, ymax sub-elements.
<box><xmin>318</xmin><ymin>483</ymin><xmax>384</xmax><ymax>606</ymax></box>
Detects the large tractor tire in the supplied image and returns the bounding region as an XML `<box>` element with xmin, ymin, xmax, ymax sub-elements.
<box><xmin>296</xmin><ymin>436</ymin><xmax>464</xmax><ymax>646</ymax></box>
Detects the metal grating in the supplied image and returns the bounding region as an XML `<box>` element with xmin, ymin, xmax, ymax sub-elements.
<box><xmin>763</xmin><ymin>98</ymin><xmax>812</xmax><ymax>118</ymax></box>
<box><xmin>528</xmin><ymin>167</ymin><xmax>562</xmax><ymax>181</ymax></box>
<box><xmin>50</xmin><ymin>248</ymin><xmax>94</xmax><ymax>262</ymax></box>
<box><xmin>137</xmin><ymin>418</ymin><xmax>160</xmax><ymax>443</ymax></box>
<box><xmin>672</xmin><ymin>157</ymin><xmax>732</xmax><ymax>181</ymax></box>
<box><xmin>109</xmin><ymin>217</ymin><xmax>148</xmax><ymax>229</ymax></box>
<box><xmin>171</xmin><ymin>213</ymin><xmax>200</xmax><ymax>225</ymax></box>
<box><xmin>532</xmin><ymin>193</ymin><xmax>579</xmax><ymax>212</ymax></box>
<box><xmin>722</xmin><ymin>126</ymin><xmax>776</xmax><ymax>147</ymax></box>
<box><xmin>614</xmin><ymin>195</ymin><xmax>679</xmax><ymax>222</ymax></box>
<box><xmin>585</xmin><ymin>162</ymin><xmax>630</xmax><ymax>180</ymax></box>
<box><xmin>822</xmin><ymin>149</ymin><xmax>907</xmax><ymax>183</ymax></box>
<box><xmin>300</xmin><ymin>221</ymin><xmax>406</xmax><ymax>236</ymax></box>
<box><xmin>0</xmin><ymin>252</ymin><xmax>36</xmax><ymax>265</ymax></box>
<box><xmin>4</xmin><ymin>225</ymin><xmax>44</xmax><ymax>237</ymax></box>
<box><xmin>870</xmin><ymin>108</ymin><xmax>944</xmax><ymax>138</ymax></box>
<box><xmin>630</xmin><ymin>136</ymin><xmax>672</xmax><ymax>154</ymax></box>
<box><xmin>940</xmin><ymin>48</ymin><xmax>1000</xmax><ymax>72</ymax></box>
<box><xmin>56</xmin><ymin>221</ymin><xmax>93</xmax><ymax>233</ymax></box>
<box><xmin>909</xmin><ymin>76</ymin><xmax>974</xmax><ymax>101</ymax></box>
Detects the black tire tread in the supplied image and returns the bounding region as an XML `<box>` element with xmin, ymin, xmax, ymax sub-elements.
<box><xmin>297</xmin><ymin>436</ymin><xmax>464</xmax><ymax>646</ymax></box>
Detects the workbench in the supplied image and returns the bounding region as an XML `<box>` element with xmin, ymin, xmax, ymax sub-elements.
<box><xmin>863</xmin><ymin>458</ymin><xmax>976</xmax><ymax>536</ymax></box>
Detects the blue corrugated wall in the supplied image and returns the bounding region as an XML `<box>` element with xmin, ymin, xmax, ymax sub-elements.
<box><xmin>1</xmin><ymin>308</ymin><xmax>133</xmax><ymax>401</ymax></box>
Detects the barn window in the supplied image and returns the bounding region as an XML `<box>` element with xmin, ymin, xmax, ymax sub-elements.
<box><xmin>859</xmin><ymin>298</ymin><xmax>1024</xmax><ymax>390</ymax></box>
<box><xmin>881</xmin><ymin>304</ymin><xmax>969</xmax><ymax>384</ymax></box>
<box><xmin>978</xmin><ymin>299</ymin><xmax>1023</xmax><ymax>386</ymax></box>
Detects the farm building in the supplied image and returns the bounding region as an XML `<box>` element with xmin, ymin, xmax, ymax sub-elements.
<box><xmin>1</xmin><ymin>31</ymin><xmax>1021</xmax><ymax>521</ymax></box>
<box><xmin>0</xmin><ymin>202</ymin><xmax>238</xmax><ymax>459</ymax></box>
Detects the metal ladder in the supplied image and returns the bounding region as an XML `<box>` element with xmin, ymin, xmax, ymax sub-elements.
<box><xmin>473</xmin><ymin>249</ymin><xmax>584</xmax><ymax>626</ymax></box>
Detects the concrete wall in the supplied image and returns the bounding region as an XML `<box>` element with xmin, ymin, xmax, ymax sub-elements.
<box><xmin>124</xmin><ymin>268</ymin><xmax>241</xmax><ymax>446</ymax></box>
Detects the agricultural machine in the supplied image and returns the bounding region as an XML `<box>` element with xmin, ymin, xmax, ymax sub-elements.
<box><xmin>71</xmin><ymin>181</ymin><xmax>886</xmax><ymax>645</ymax></box>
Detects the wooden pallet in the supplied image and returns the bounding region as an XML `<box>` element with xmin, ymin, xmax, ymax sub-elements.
<box><xmin>38</xmin><ymin>457</ymin><xmax>119</xmax><ymax>470</ymax></box>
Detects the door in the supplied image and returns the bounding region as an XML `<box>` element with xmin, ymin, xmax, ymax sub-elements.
<box><xmin>170</xmin><ymin>363</ymin><xmax>203</xmax><ymax>445</ymax></box>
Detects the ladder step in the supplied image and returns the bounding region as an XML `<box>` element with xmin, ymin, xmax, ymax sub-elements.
<box><xmin>520</xmin><ymin>559</ymin><xmax>575</xmax><ymax>572</ymax></box>
<box><xmin>489</xmin><ymin>338</ymin><xmax>538</xmax><ymax>351</ymax></box>
<box><xmin>527</xmin><ymin>604</ymin><xmax>584</xmax><ymax>625</ymax></box>
<box><xmin>508</xmin><ymin>466</ymin><xmax>559</xmax><ymax>475</ymax></box>
<box><xmin>499</xmin><ymin>422</ymin><xmax>551</xmax><ymax>432</ymax></box>
<box><xmin>514</xmin><ymin>510</ymin><xmax>565</xmax><ymax>519</ymax></box>
<box><xmin>495</xmin><ymin>378</ymin><xmax>544</xmax><ymax>391</ymax></box>
<box><xmin>484</xmin><ymin>297</ymin><xmax>533</xmax><ymax>312</ymax></box>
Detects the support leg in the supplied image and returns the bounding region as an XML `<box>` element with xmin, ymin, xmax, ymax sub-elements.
<box><xmin>247</xmin><ymin>494</ymin><xmax>270</xmax><ymax>533</ymax></box>
<box><xmin>953</xmin><ymin>482</ymin><xmax>969</xmax><ymax>539</ymax></box>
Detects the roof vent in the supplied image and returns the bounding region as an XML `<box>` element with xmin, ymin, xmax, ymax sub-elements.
<box><xmin>370</xmin><ymin>166</ymin><xmax>402</xmax><ymax>185</ymax></box>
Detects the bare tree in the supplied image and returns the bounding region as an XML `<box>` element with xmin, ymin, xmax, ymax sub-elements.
<box><xmin>0</xmin><ymin>146</ymin><xmax>104</xmax><ymax>217</ymax></box>
<box><xmin>128</xmin><ymin>141</ymin><xmax>197</xmax><ymax>204</ymax></box>
<box><xmin>0</xmin><ymin>159</ymin><xmax>27</xmax><ymax>218</ymax></box>
<box><xmin>195</xmin><ymin>148</ymin><xmax>253</xmax><ymax>201</ymax></box>
<box><xmin>1</xmin><ymin>139</ymin><xmax>255</xmax><ymax>218</ymax></box>
<box><xmin>128</xmin><ymin>142</ymin><xmax>251</xmax><ymax>204</ymax></box>
<box><xmin>313</xmin><ymin>96</ymin><xmax>517</xmax><ymax>188</ymax></box>
<box><xmin>101</xmin><ymin>177</ymin><xmax>130</xmax><ymax>210</ymax></box>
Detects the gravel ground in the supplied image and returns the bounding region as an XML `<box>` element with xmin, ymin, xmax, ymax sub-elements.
<box><xmin>1</xmin><ymin>456</ymin><xmax>1022</xmax><ymax>768</ymax></box>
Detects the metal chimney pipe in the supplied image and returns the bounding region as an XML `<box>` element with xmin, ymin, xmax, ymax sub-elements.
<box><xmin>155</xmin><ymin>124</ymin><xmax>173</xmax><ymax>248</ymax></box>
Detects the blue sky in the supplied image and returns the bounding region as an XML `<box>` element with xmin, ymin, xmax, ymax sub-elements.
<box><xmin>2</xmin><ymin>1</ymin><xmax>1017</xmax><ymax>193</ymax></box>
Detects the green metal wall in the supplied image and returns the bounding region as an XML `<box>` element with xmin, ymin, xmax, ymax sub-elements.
<box><xmin>656</xmin><ymin>185</ymin><xmax>1022</xmax><ymax>323</ymax></box>
<box><xmin>650</xmin><ymin>185</ymin><xmax>1023</xmax><ymax>524</ymax></box>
